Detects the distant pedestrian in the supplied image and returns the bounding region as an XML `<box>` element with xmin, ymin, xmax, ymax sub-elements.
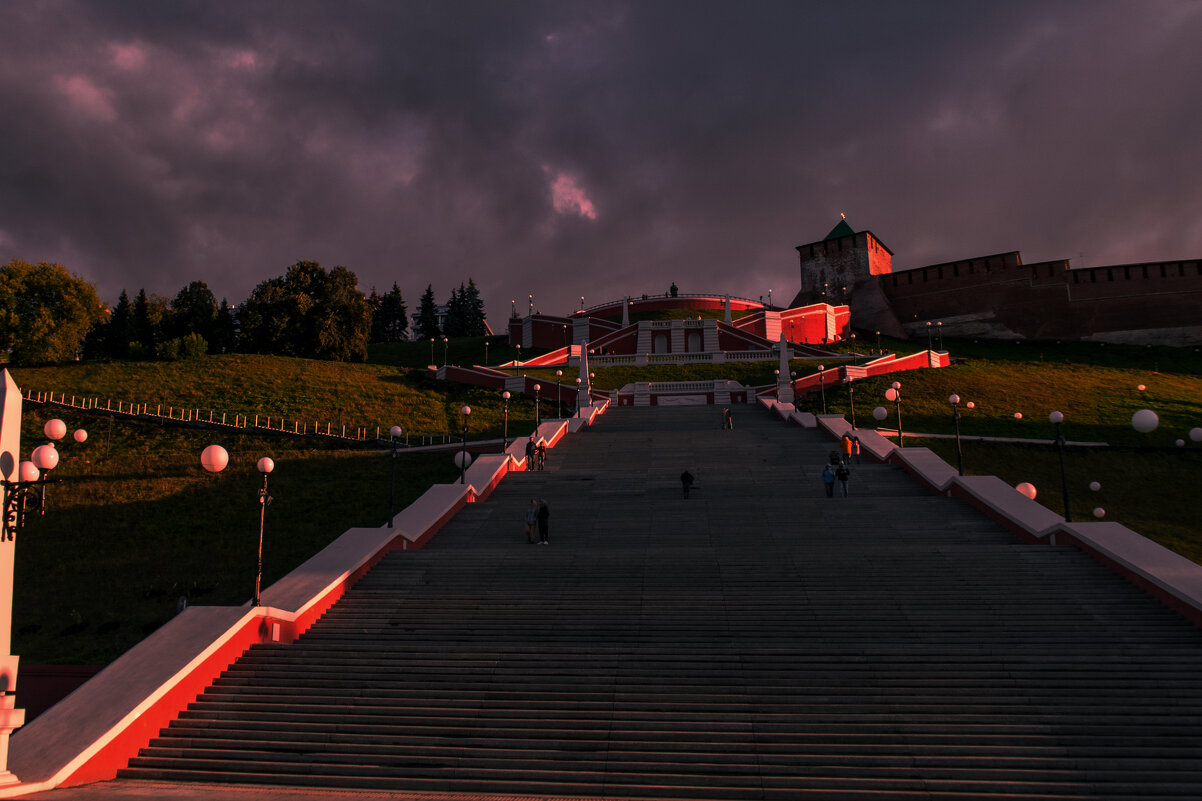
<box><xmin>536</xmin><ymin>441</ymin><xmax>547</xmax><ymax>470</ymax></box>
<box><xmin>722</xmin><ymin>407</ymin><xmax>733</xmax><ymax>430</ymax></box>
<box><xmin>537</xmin><ymin>499</ymin><xmax>550</xmax><ymax>544</ymax></box>
<box><xmin>524</xmin><ymin>498</ymin><xmax>539</xmax><ymax>544</ymax></box>
<box><xmin>680</xmin><ymin>469</ymin><xmax>695</xmax><ymax>499</ymax></box>
<box><xmin>821</xmin><ymin>464</ymin><xmax>836</xmax><ymax>498</ymax></box>
<box><xmin>841</xmin><ymin>433</ymin><xmax>854</xmax><ymax>463</ymax></box>
<box><xmin>851</xmin><ymin>436</ymin><xmax>862</xmax><ymax>464</ymax></box>
<box><xmin>835</xmin><ymin>461</ymin><xmax>851</xmax><ymax>497</ymax></box>
<box><xmin>525</xmin><ymin>436</ymin><xmax>536</xmax><ymax>471</ymax></box>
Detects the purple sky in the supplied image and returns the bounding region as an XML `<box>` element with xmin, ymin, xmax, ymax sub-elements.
<box><xmin>2</xmin><ymin>1</ymin><xmax>1200</xmax><ymax>323</ymax></box>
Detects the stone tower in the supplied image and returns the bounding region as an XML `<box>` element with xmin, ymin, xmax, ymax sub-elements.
<box><xmin>790</xmin><ymin>217</ymin><xmax>906</xmax><ymax>337</ymax></box>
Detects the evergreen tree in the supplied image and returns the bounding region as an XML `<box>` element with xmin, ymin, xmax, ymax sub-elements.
<box><xmin>131</xmin><ymin>289</ymin><xmax>156</xmax><ymax>357</ymax></box>
<box><xmin>371</xmin><ymin>282</ymin><xmax>409</xmax><ymax>343</ymax></box>
<box><xmin>443</xmin><ymin>284</ymin><xmax>465</xmax><ymax>337</ymax></box>
<box><xmin>212</xmin><ymin>298</ymin><xmax>238</xmax><ymax>354</ymax></box>
<box><xmin>106</xmin><ymin>289</ymin><xmax>134</xmax><ymax>358</ymax></box>
<box><xmin>367</xmin><ymin>287</ymin><xmax>384</xmax><ymax>342</ymax></box>
<box><xmin>416</xmin><ymin>284</ymin><xmax>440</xmax><ymax>340</ymax></box>
<box><xmin>460</xmin><ymin>278</ymin><xmax>488</xmax><ymax>336</ymax></box>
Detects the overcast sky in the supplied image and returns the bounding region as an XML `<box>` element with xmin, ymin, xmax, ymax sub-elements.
<box><xmin>2</xmin><ymin>1</ymin><xmax>1200</xmax><ymax>322</ymax></box>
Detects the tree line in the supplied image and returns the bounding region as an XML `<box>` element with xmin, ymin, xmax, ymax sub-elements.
<box><xmin>0</xmin><ymin>258</ymin><xmax>489</xmax><ymax>366</ymax></box>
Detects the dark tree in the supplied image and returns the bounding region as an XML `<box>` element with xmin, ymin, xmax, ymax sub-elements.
<box><xmin>105</xmin><ymin>289</ymin><xmax>134</xmax><ymax>358</ymax></box>
<box><xmin>459</xmin><ymin>278</ymin><xmax>488</xmax><ymax>336</ymax></box>
<box><xmin>238</xmin><ymin>261</ymin><xmax>369</xmax><ymax>361</ymax></box>
<box><xmin>131</xmin><ymin>289</ymin><xmax>156</xmax><ymax>357</ymax></box>
<box><xmin>416</xmin><ymin>284</ymin><xmax>440</xmax><ymax>340</ymax></box>
<box><xmin>0</xmin><ymin>259</ymin><xmax>106</xmax><ymax>364</ymax></box>
<box><xmin>442</xmin><ymin>284</ymin><xmax>465</xmax><ymax>337</ymax></box>
<box><xmin>163</xmin><ymin>280</ymin><xmax>217</xmax><ymax>344</ymax></box>
<box><xmin>370</xmin><ymin>282</ymin><xmax>409</xmax><ymax>343</ymax></box>
<box><xmin>212</xmin><ymin>298</ymin><xmax>238</xmax><ymax>354</ymax></box>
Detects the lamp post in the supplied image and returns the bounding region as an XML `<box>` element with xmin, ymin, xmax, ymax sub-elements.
<box><xmin>388</xmin><ymin>425</ymin><xmax>403</xmax><ymax>527</ymax></box>
<box><xmin>850</xmin><ymin>332</ymin><xmax>857</xmax><ymax>365</ymax></box>
<box><xmin>949</xmin><ymin>394</ymin><xmax>963</xmax><ymax>475</ymax></box>
<box><xmin>555</xmin><ymin>369</ymin><xmax>563</xmax><ymax>416</ymax></box>
<box><xmin>846</xmin><ymin>378</ymin><xmax>857</xmax><ymax>429</ymax></box>
<box><xmin>1050</xmin><ymin>411</ymin><xmax>1071</xmax><ymax>522</ymax></box>
<box><xmin>817</xmin><ymin>364</ymin><xmax>826</xmax><ymax>414</ymax></box>
<box><xmin>200</xmin><ymin>446</ymin><xmax>274</xmax><ymax>607</ymax></box>
<box><xmin>533</xmin><ymin>383</ymin><xmax>541</xmax><ymax>427</ymax></box>
<box><xmin>926</xmin><ymin>322</ymin><xmax>933</xmax><ymax>352</ymax></box>
<box><xmin>1</xmin><ymin>419</ymin><xmax>85</xmax><ymax>542</ymax></box>
<box><xmin>442</xmin><ymin>337</ymin><xmax>449</xmax><ymax>367</ymax></box>
<box><xmin>254</xmin><ymin>457</ymin><xmax>274</xmax><ymax>606</ymax></box>
<box><xmin>528</xmin><ymin>294</ymin><xmax>534</xmax><ymax>316</ymax></box>
<box><xmin>937</xmin><ymin>322</ymin><xmax>943</xmax><ymax>351</ymax></box>
<box><xmin>884</xmin><ymin>381</ymin><xmax>903</xmax><ymax>447</ymax></box>
<box><xmin>484</xmin><ymin>339</ymin><xmax>489</xmax><ymax>365</ymax></box>
<box><xmin>875</xmin><ymin>330</ymin><xmax>881</xmax><ymax>354</ymax></box>
<box><xmin>501</xmin><ymin>391</ymin><xmax>511</xmax><ymax>449</ymax></box>
<box><xmin>459</xmin><ymin>405</ymin><xmax>472</xmax><ymax>484</ymax></box>
<box><xmin>429</xmin><ymin>338</ymin><xmax>434</xmax><ymax>365</ymax></box>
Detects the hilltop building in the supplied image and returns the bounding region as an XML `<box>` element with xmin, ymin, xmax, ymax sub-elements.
<box><xmin>791</xmin><ymin>218</ymin><xmax>1202</xmax><ymax>345</ymax></box>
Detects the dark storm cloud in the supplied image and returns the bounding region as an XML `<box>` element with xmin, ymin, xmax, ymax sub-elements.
<box><xmin>1</xmin><ymin>0</ymin><xmax>1199</xmax><ymax>319</ymax></box>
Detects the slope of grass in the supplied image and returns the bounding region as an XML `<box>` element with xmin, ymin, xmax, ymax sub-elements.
<box><xmin>6</xmin><ymin>334</ymin><xmax>1201</xmax><ymax>664</ymax></box>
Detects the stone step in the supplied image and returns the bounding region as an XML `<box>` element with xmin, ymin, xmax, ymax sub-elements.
<box><xmin>121</xmin><ymin>405</ymin><xmax>1202</xmax><ymax>798</ymax></box>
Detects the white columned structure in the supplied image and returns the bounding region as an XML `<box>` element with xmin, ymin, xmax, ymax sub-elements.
<box><xmin>0</xmin><ymin>370</ymin><xmax>27</xmax><ymax>784</ymax></box>
<box><xmin>724</xmin><ymin>295</ymin><xmax>732</xmax><ymax>324</ymax></box>
<box><xmin>577</xmin><ymin>343</ymin><xmax>591</xmax><ymax>412</ymax></box>
<box><xmin>776</xmin><ymin>333</ymin><xmax>794</xmax><ymax>404</ymax></box>
<box><xmin>621</xmin><ymin>297</ymin><xmax>630</xmax><ymax>327</ymax></box>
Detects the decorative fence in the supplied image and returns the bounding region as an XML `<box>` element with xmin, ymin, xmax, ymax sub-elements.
<box><xmin>19</xmin><ymin>389</ymin><xmax>463</xmax><ymax>448</ymax></box>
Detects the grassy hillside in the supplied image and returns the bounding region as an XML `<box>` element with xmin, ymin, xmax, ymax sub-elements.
<box><xmin>5</xmin><ymin>333</ymin><xmax>1201</xmax><ymax>663</ymax></box>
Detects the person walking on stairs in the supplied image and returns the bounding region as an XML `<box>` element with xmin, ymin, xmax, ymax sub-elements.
<box><xmin>821</xmin><ymin>463</ymin><xmax>836</xmax><ymax>498</ymax></box>
<box><xmin>680</xmin><ymin>469</ymin><xmax>695</xmax><ymax>499</ymax></box>
<box><xmin>524</xmin><ymin>498</ymin><xmax>539</xmax><ymax>544</ymax></box>
<box><xmin>835</xmin><ymin>461</ymin><xmax>851</xmax><ymax>497</ymax></box>
<box><xmin>537</xmin><ymin>499</ymin><xmax>550</xmax><ymax>544</ymax></box>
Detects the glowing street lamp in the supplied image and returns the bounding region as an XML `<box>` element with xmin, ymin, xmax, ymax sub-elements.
<box><xmin>442</xmin><ymin>337</ymin><xmax>449</xmax><ymax>367</ymax></box>
<box><xmin>817</xmin><ymin>365</ymin><xmax>826</xmax><ymax>414</ymax></box>
<box><xmin>556</xmin><ymin>369</ymin><xmax>563</xmax><ymax>415</ymax></box>
<box><xmin>388</xmin><ymin>425</ymin><xmax>404</xmax><ymax>527</ymax></box>
<box><xmin>1050</xmin><ymin>411</ymin><xmax>1071</xmax><ymax>522</ymax></box>
<box><xmin>949</xmin><ymin>394</ymin><xmax>963</xmax><ymax>475</ymax></box>
<box><xmin>884</xmin><ymin>381</ymin><xmax>903</xmax><ymax>447</ymax></box>
<box><xmin>501</xmin><ymin>391</ymin><xmax>511</xmax><ymax>449</ymax></box>
<box><xmin>1</xmin><ymin>418</ymin><xmax>85</xmax><ymax>541</ymax></box>
<box><xmin>458</xmin><ymin>405</ymin><xmax>472</xmax><ymax>485</ymax></box>
<box><xmin>200</xmin><ymin>446</ymin><xmax>275</xmax><ymax>607</ymax></box>
<box><xmin>533</xmin><ymin>383</ymin><xmax>541</xmax><ymax>427</ymax></box>
<box><xmin>846</xmin><ymin>377</ymin><xmax>857</xmax><ymax>429</ymax></box>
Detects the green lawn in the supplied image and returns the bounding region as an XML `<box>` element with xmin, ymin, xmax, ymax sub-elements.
<box><xmin>5</xmin><ymin>334</ymin><xmax>1201</xmax><ymax>664</ymax></box>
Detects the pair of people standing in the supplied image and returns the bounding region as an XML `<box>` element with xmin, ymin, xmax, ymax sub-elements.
<box><xmin>524</xmin><ymin>498</ymin><xmax>550</xmax><ymax>544</ymax></box>
<box><xmin>841</xmin><ymin>433</ymin><xmax>861</xmax><ymax>464</ymax></box>
<box><xmin>822</xmin><ymin>461</ymin><xmax>851</xmax><ymax>497</ymax></box>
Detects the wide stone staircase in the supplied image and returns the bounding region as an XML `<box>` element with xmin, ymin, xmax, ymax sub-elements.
<box><xmin>120</xmin><ymin>406</ymin><xmax>1202</xmax><ymax>798</ymax></box>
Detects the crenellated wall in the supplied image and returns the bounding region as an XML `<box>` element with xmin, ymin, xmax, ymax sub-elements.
<box><xmin>880</xmin><ymin>254</ymin><xmax>1202</xmax><ymax>344</ymax></box>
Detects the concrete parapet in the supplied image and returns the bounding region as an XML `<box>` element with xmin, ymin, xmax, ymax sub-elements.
<box><xmin>4</xmin><ymin>399</ymin><xmax>611</xmax><ymax>795</ymax></box>
<box><xmin>1058</xmin><ymin>522</ymin><xmax>1202</xmax><ymax>627</ymax></box>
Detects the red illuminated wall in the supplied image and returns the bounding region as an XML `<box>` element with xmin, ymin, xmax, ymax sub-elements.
<box><xmin>880</xmin><ymin>255</ymin><xmax>1202</xmax><ymax>343</ymax></box>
